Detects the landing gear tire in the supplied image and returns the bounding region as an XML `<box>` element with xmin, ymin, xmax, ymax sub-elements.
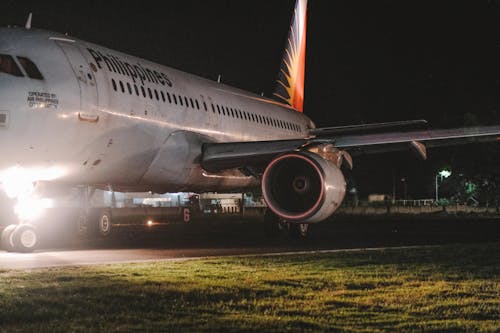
<box><xmin>12</xmin><ymin>224</ymin><xmax>38</xmax><ymax>252</ymax></box>
<box><xmin>1</xmin><ymin>224</ymin><xmax>18</xmax><ymax>252</ymax></box>
<box><xmin>288</xmin><ymin>223</ymin><xmax>310</xmax><ymax>239</ymax></box>
<box><xmin>1</xmin><ymin>224</ymin><xmax>38</xmax><ymax>252</ymax></box>
<box><xmin>96</xmin><ymin>210</ymin><xmax>112</xmax><ymax>237</ymax></box>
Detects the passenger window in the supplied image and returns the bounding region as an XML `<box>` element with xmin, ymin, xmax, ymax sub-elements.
<box><xmin>134</xmin><ymin>85</ymin><xmax>139</xmax><ymax>96</ymax></box>
<box><xmin>127</xmin><ymin>82</ymin><xmax>132</xmax><ymax>95</ymax></box>
<box><xmin>178</xmin><ymin>95</ymin><xmax>183</xmax><ymax>106</ymax></box>
<box><xmin>148</xmin><ymin>88</ymin><xmax>153</xmax><ymax>99</ymax></box>
<box><xmin>161</xmin><ymin>91</ymin><xmax>165</xmax><ymax>102</ymax></box>
<box><xmin>167</xmin><ymin>92</ymin><xmax>172</xmax><ymax>103</ymax></box>
<box><xmin>111</xmin><ymin>79</ymin><xmax>117</xmax><ymax>91</ymax></box>
<box><xmin>119</xmin><ymin>81</ymin><xmax>125</xmax><ymax>93</ymax></box>
<box><xmin>173</xmin><ymin>94</ymin><xmax>178</xmax><ymax>104</ymax></box>
<box><xmin>154</xmin><ymin>89</ymin><xmax>159</xmax><ymax>101</ymax></box>
<box><xmin>16</xmin><ymin>56</ymin><xmax>43</xmax><ymax>80</ymax></box>
<box><xmin>0</xmin><ymin>55</ymin><xmax>23</xmax><ymax>77</ymax></box>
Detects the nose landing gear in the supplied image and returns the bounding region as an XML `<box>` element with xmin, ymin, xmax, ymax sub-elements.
<box><xmin>1</xmin><ymin>224</ymin><xmax>39</xmax><ymax>252</ymax></box>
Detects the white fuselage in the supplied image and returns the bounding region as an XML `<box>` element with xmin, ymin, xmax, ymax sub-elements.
<box><xmin>0</xmin><ymin>28</ymin><xmax>314</xmax><ymax>192</ymax></box>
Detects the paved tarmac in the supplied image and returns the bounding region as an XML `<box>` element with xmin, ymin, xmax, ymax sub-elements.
<box><xmin>0</xmin><ymin>216</ymin><xmax>498</xmax><ymax>270</ymax></box>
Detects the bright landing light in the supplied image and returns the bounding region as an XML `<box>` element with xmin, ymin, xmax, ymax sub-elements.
<box><xmin>14</xmin><ymin>197</ymin><xmax>54</xmax><ymax>222</ymax></box>
<box><xmin>0</xmin><ymin>166</ymin><xmax>65</xmax><ymax>222</ymax></box>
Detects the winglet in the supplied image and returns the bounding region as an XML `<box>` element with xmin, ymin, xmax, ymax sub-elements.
<box><xmin>273</xmin><ymin>0</ymin><xmax>308</xmax><ymax>112</ymax></box>
<box><xmin>25</xmin><ymin>13</ymin><xmax>32</xmax><ymax>30</ymax></box>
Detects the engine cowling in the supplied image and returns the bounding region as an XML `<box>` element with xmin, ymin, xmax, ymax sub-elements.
<box><xmin>262</xmin><ymin>151</ymin><xmax>346</xmax><ymax>223</ymax></box>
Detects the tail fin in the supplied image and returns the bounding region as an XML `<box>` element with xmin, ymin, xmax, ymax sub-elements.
<box><xmin>273</xmin><ymin>0</ymin><xmax>308</xmax><ymax>112</ymax></box>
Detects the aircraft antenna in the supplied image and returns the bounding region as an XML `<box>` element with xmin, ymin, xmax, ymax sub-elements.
<box><xmin>25</xmin><ymin>13</ymin><xmax>32</xmax><ymax>29</ymax></box>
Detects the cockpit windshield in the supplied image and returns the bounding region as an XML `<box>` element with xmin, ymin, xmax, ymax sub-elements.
<box><xmin>0</xmin><ymin>54</ymin><xmax>23</xmax><ymax>77</ymax></box>
<box><xmin>17</xmin><ymin>56</ymin><xmax>44</xmax><ymax>80</ymax></box>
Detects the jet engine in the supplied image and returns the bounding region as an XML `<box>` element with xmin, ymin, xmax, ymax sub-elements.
<box><xmin>262</xmin><ymin>151</ymin><xmax>346</xmax><ymax>223</ymax></box>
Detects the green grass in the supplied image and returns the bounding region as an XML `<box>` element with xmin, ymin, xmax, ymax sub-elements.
<box><xmin>0</xmin><ymin>244</ymin><xmax>499</xmax><ymax>333</ymax></box>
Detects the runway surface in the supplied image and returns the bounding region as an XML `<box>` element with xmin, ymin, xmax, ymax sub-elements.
<box><xmin>1</xmin><ymin>217</ymin><xmax>498</xmax><ymax>270</ymax></box>
<box><xmin>0</xmin><ymin>246</ymin><xmax>435</xmax><ymax>270</ymax></box>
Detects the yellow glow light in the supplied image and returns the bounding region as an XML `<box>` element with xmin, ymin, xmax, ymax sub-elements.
<box><xmin>14</xmin><ymin>197</ymin><xmax>54</xmax><ymax>222</ymax></box>
<box><xmin>0</xmin><ymin>166</ymin><xmax>65</xmax><ymax>222</ymax></box>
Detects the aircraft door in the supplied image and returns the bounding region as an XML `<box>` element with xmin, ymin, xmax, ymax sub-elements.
<box><xmin>57</xmin><ymin>41</ymin><xmax>99</xmax><ymax>123</ymax></box>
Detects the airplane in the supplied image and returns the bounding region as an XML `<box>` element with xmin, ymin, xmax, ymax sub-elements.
<box><xmin>1</xmin><ymin>0</ymin><xmax>500</xmax><ymax>252</ymax></box>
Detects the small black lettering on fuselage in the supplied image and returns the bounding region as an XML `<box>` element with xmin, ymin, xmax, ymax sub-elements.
<box><xmin>27</xmin><ymin>91</ymin><xmax>59</xmax><ymax>109</ymax></box>
<box><xmin>87</xmin><ymin>48</ymin><xmax>173</xmax><ymax>88</ymax></box>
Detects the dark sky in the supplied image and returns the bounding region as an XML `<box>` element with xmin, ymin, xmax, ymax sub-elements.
<box><xmin>2</xmin><ymin>0</ymin><xmax>500</xmax><ymax>197</ymax></box>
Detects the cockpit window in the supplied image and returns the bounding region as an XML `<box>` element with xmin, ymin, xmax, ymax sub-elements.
<box><xmin>17</xmin><ymin>56</ymin><xmax>44</xmax><ymax>80</ymax></box>
<box><xmin>0</xmin><ymin>54</ymin><xmax>23</xmax><ymax>77</ymax></box>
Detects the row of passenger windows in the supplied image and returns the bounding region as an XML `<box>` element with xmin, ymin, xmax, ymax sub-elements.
<box><xmin>111</xmin><ymin>78</ymin><xmax>302</xmax><ymax>132</ymax></box>
<box><xmin>0</xmin><ymin>54</ymin><xmax>44</xmax><ymax>80</ymax></box>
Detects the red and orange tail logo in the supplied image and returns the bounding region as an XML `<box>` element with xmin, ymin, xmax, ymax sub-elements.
<box><xmin>273</xmin><ymin>0</ymin><xmax>308</xmax><ymax>113</ymax></box>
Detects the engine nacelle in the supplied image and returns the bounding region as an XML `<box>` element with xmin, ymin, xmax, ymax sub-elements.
<box><xmin>262</xmin><ymin>151</ymin><xmax>346</xmax><ymax>223</ymax></box>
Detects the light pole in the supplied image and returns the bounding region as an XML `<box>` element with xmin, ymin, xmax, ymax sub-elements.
<box><xmin>435</xmin><ymin>169</ymin><xmax>452</xmax><ymax>203</ymax></box>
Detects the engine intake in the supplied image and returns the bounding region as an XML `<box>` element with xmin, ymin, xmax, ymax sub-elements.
<box><xmin>262</xmin><ymin>151</ymin><xmax>346</xmax><ymax>223</ymax></box>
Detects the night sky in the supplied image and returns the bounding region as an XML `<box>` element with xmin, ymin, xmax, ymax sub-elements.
<box><xmin>2</xmin><ymin>1</ymin><xmax>500</xmax><ymax>198</ymax></box>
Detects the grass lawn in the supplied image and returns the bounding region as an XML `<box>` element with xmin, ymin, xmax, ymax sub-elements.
<box><xmin>0</xmin><ymin>244</ymin><xmax>499</xmax><ymax>332</ymax></box>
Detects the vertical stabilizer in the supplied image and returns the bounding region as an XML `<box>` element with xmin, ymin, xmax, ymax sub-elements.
<box><xmin>273</xmin><ymin>0</ymin><xmax>308</xmax><ymax>112</ymax></box>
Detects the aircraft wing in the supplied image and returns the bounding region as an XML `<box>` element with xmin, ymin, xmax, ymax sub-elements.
<box><xmin>201</xmin><ymin>125</ymin><xmax>500</xmax><ymax>173</ymax></box>
<box><xmin>334</xmin><ymin>125</ymin><xmax>500</xmax><ymax>155</ymax></box>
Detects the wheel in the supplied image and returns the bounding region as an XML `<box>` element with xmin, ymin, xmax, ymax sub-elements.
<box><xmin>289</xmin><ymin>223</ymin><xmax>310</xmax><ymax>239</ymax></box>
<box><xmin>1</xmin><ymin>224</ymin><xmax>18</xmax><ymax>252</ymax></box>
<box><xmin>11</xmin><ymin>224</ymin><xmax>38</xmax><ymax>253</ymax></box>
<box><xmin>97</xmin><ymin>210</ymin><xmax>112</xmax><ymax>237</ymax></box>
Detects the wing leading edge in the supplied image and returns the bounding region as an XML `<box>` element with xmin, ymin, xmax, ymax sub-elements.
<box><xmin>201</xmin><ymin>125</ymin><xmax>500</xmax><ymax>173</ymax></box>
